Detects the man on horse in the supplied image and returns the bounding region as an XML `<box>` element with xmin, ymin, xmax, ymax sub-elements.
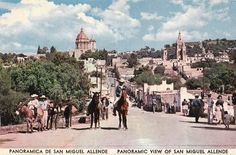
<box><xmin>28</xmin><ymin>94</ymin><xmax>39</xmax><ymax>119</ymax></box>
<box><xmin>113</xmin><ymin>78</ymin><xmax>125</xmax><ymax>116</ymax></box>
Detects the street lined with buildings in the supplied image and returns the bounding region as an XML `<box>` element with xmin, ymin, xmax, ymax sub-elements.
<box><xmin>1</xmin><ymin>107</ymin><xmax>236</xmax><ymax>148</ymax></box>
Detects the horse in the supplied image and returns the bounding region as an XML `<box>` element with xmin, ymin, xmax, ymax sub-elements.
<box><xmin>16</xmin><ymin>102</ymin><xmax>44</xmax><ymax>133</ymax></box>
<box><xmin>87</xmin><ymin>92</ymin><xmax>101</xmax><ymax>129</ymax></box>
<box><xmin>46</xmin><ymin>99</ymin><xmax>78</xmax><ymax>129</ymax></box>
<box><xmin>117</xmin><ymin>89</ymin><xmax>129</xmax><ymax>129</ymax></box>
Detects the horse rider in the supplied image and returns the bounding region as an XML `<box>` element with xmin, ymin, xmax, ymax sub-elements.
<box><xmin>113</xmin><ymin>78</ymin><xmax>125</xmax><ymax>116</ymax></box>
<box><xmin>28</xmin><ymin>94</ymin><xmax>39</xmax><ymax>119</ymax></box>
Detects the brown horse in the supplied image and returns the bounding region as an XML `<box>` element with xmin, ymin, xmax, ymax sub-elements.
<box><xmin>87</xmin><ymin>92</ymin><xmax>101</xmax><ymax>129</ymax></box>
<box><xmin>16</xmin><ymin>103</ymin><xmax>44</xmax><ymax>133</ymax></box>
<box><xmin>117</xmin><ymin>89</ymin><xmax>129</xmax><ymax>129</ymax></box>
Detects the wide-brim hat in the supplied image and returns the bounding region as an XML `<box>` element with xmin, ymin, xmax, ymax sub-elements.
<box><xmin>91</xmin><ymin>88</ymin><xmax>100</xmax><ymax>93</ymax></box>
<box><xmin>118</xmin><ymin>78</ymin><xmax>125</xmax><ymax>83</ymax></box>
<box><xmin>31</xmin><ymin>94</ymin><xmax>38</xmax><ymax>98</ymax></box>
<box><xmin>40</xmin><ymin>95</ymin><xmax>46</xmax><ymax>99</ymax></box>
<box><xmin>195</xmin><ymin>94</ymin><xmax>199</xmax><ymax>97</ymax></box>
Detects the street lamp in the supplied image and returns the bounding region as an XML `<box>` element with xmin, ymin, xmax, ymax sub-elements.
<box><xmin>201</xmin><ymin>58</ymin><xmax>205</xmax><ymax>99</ymax></box>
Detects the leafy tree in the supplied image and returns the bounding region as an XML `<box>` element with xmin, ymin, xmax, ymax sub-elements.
<box><xmin>50</xmin><ymin>46</ymin><xmax>57</xmax><ymax>53</ymax></box>
<box><xmin>165</xmin><ymin>76</ymin><xmax>182</xmax><ymax>90</ymax></box>
<box><xmin>135</xmin><ymin>71</ymin><xmax>161</xmax><ymax>85</ymax></box>
<box><xmin>0</xmin><ymin>62</ymin><xmax>27</xmax><ymax>126</ymax></box>
<box><xmin>10</xmin><ymin>60</ymin><xmax>89</xmax><ymax>100</ymax></box>
<box><xmin>154</xmin><ymin>65</ymin><xmax>165</xmax><ymax>76</ymax></box>
<box><xmin>127</xmin><ymin>53</ymin><xmax>138</xmax><ymax>68</ymax></box>
<box><xmin>185</xmin><ymin>78</ymin><xmax>202</xmax><ymax>89</ymax></box>
<box><xmin>80</xmin><ymin>49</ymin><xmax>108</xmax><ymax>60</ymax></box>
<box><xmin>134</xmin><ymin>66</ymin><xmax>150</xmax><ymax>77</ymax></box>
<box><xmin>204</xmin><ymin>63</ymin><xmax>236</xmax><ymax>92</ymax></box>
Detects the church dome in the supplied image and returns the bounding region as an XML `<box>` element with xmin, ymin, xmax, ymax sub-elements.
<box><xmin>76</xmin><ymin>28</ymin><xmax>89</xmax><ymax>42</ymax></box>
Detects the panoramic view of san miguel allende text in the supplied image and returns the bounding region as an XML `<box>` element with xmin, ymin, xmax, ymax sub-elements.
<box><xmin>0</xmin><ymin>0</ymin><xmax>236</xmax><ymax>155</ymax></box>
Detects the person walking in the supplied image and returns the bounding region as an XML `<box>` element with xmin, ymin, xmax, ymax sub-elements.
<box><xmin>207</xmin><ymin>93</ymin><xmax>214</xmax><ymax>124</ymax></box>
<box><xmin>152</xmin><ymin>95</ymin><xmax>157</xmax><ymax>113</ymax></box>
<box><xmin>192</xmin><ymin>94</ymin><xmax>201</xmax><ymax>123</ymax></box>
<box><xmin>215</xmin><ymin>95</ymin><xmax>224</xmax><ymax>123</ymax></box>
<box><xmin>232</xmin><ymin>90</ymin><xmax>236</xmax><ymax>124</ymax></box>
<box><xmin>182</xmin><ymin>99</ymin><xmax>188</xmax><ymax>116</ymax></box>
<box><xmin>40</xmin><ymin>95</ymin><xmax>49</xmax><ymax>130</ymax></box>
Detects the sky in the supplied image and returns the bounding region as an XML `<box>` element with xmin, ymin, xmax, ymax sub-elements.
<box><xmin>0</xmin><ymin>0</ymin><xmax>235</xmax><ymax>54</ymax></box>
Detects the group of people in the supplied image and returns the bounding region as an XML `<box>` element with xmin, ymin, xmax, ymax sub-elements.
<box><xmin>27</xmin><ymin>94</ymin><xmax>49</xmax><ymax>130</ymax></box>
<box><xmin>183</xmin><ymin>90</ymin><xmax>236</xmax><ymax>129</ymax></box>
<box><xmin>23</xmin><ymin>94</ymin><xmax>74</xmax><ymax>130</ymax></box>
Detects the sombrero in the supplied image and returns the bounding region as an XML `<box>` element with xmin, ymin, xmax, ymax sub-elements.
<box><xmin>31</xmin><ymin>94</ymin><xmax>38</xmax><ymax>98</ymax></box>
<box><xmin>118</xmin><ymin>78</ymin><xmax>125</xmax><ymax>83</ymax></box>
<box><xmin>40</xmin><ymin>95</ymin><xmax>46</xmax><ymax>99</ymax></box>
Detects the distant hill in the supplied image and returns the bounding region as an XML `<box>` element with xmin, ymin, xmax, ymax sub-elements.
<box><xmin>165</xmin><ymin>39</ymin><xmax>236</xmax><ymax>60</ymax></box>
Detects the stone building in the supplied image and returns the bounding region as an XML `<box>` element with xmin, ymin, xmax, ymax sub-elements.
<box><xmin>176</xmin><ymin>32</ymin><xmax>187</xmax><ymax>61</ymax></box>
<box><xmin>69</xmin><ymin>28</ymin><xmax>96</xmax><ymax>59</ymax></box>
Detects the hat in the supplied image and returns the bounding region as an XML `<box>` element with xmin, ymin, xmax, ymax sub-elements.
<box><xmin>121</xmin><ymin>85</ymin><xmax>126</xmax><ymax>90</ymax></box>
<box><xmin>40</xmin><ymin>95</ymin><xmax>46</xmax><ymax>99</ymax></box>
<box><xmin>118</xmin><ymin>78</ymin><xmax>125</xmax><ymax>83</ymax></box>
<box><xmin>195</xmin><ymin>94</ymin><xmax>199</xmax><ymax>97</ymax></box>
<box><xmin>91</xmin><ymin>88</ymin><xmax>100</xmax><ymax>93</ymax></box>
<box><xmin>31</xmin><ymin>94</ymin><xmax>38</xmax><ymax>98</ymax></box>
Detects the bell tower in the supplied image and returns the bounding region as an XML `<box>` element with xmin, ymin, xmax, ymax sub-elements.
<box><xmin>176</xmin><ymin>32</ymin><xmax>186</xmax><ymax>61</ymax></box>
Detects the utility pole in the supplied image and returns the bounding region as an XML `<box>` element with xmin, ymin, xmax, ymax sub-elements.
<box><xmin>100</xmin><ymin>67</ymin><xmax>102</xmax><ymax>95</ymax></box>
<box><xmin>96</xmin><ymin>66</ymin><xmax>98</xmax><ymax>87</ymax></box>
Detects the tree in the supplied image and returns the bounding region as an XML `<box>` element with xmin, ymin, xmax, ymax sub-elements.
<box><xmin>0</xmin><ymin>62</ymin><xmax>27</xmax><ymax>126</ymax></box>
<box><xmin>50</xmin><ymin>46</ymin><xmax>57</xmax><ymax>53</ymax></box>
<box><xmin>10</xmin><ymin>59</ymin><xmax>89</xmax><ymax>100</ymax></box>
<box><xmin>127</xmin><ymin>53</ymin><xmax>138</xmax><ymax>68</ymax></box>
<box><xmin>154</xmin><ymin>65</ymin><xmax>165</xmax><ymax>75</ymax></box>
<box><xmin>185</xmin><ymin>78</ymin><xmax>202</xmax><ymax>90</ymax></box>
<box><xmin>135</xmin><ymin>71</ymin><xmax>161</xmax><ymax>85</ymax></box>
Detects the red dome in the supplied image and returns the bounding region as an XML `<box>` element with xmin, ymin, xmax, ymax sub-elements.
<box><xmin>76</xmin><ymin>28</ymin><xmax>89</xmax><ymax>42</ymax></box>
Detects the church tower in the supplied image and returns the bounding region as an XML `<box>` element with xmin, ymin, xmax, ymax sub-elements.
<box><xmin>162</xmin><ymin>48</ymin><xmax>168</xmax><ymax>61</ymax></box>
<box><xmin>176</xmin><ymin>32</ymin><xmax>187</xmax><ymax>61</ymax></box>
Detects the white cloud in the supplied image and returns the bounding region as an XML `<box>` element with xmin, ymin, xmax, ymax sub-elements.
<box><xmin>131</xmin><ymin>0</ymin><xmax>143</xmax><ymax>2</ymax></box>
<box><xmin>170</xmin><ymin>0</ymin><xmax>184</xmax><ymax>6</ymax></box>
<box><xmin>143</xmin><ymin>1</ymin><xmax>229</xmax><ymax>43</ymax></box>
<box><xmin>208</xmin><ymin>0</ymin><xmax>229</xmax><ymax>6</ymax></box>
<box><xmin>162</xmin><ymin>5</ymin><xmax>210</xmax><ymax>30</ymax></box>
<box><xmin>140</xmin><ymin>12</ymin><xmax>163</xmax><ymax>20</ymax></box>
<box><xmin>92</xmin><ymin>0</ymin><xmax>140</xmax><ymax>40</ymax></box>
<box><xmin>143</xmin><ymin>30</ymin><xmax>208</xmax><ymax>42</ymax></box>
<box><xmin>0</xmin><ymin>0</ymin><xmax>140</xmax><ymax>52</ymax></box>
<box><xmin>108</xmin><ymin>0</ymin><xmax>130</xmax><ymax>15</ymax></box>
